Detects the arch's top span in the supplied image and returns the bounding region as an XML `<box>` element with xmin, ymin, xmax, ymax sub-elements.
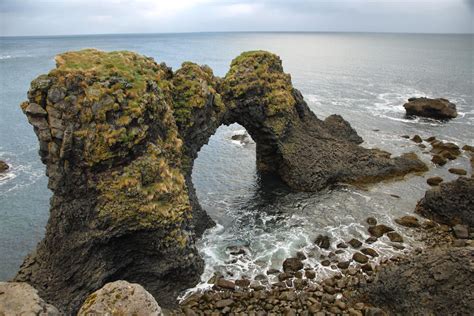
<box><xmin>15</xmin><ymin>49</ymin><xmax>427</xmax><ymax>313</ymax></box>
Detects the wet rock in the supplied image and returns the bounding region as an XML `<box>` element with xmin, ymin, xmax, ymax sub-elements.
<box><xmin>352</xmin><ymin>252</ymin><xmax>369</xmax><ymax>264</ymax></box>
<box><xmin>416</xmin><ymin>177</ymin><xmax>474</xmax><ymax>227</ymax></box>
<box><xmin>0</xmin><ymin>160</ymin><xmax>9</xmax><ymax>173</ymax></box>
<box><xmin>321</xmin><ymin>260</ymin><xmax>331</xmax><ymax>267</ymax></box>
<box><xmin>216</xmin><ymin>278</ymin><xmax>236</xmax><ymax>290</ymax></box>
<box><xmin>315</xmin><ymin>234</ymin><xmax>331</xmax><ymax>249</ymax></box>
<box><xmin>403</xmin><ymin>97</ymin><xmax>457</xmax><ymax>119</ymax></box>
<box><xmin>296</xmin><ymin>251</ymin><xmax>307</xmax><ymax>260</ymax></box>
<box><xmin>365</xmin><ymin>236</ymin><xmax>378</xmax><ymax>244</ymax></box>
<box><xmin>431</xmin><ymin>154</ymin><xmax>447</xmax><ymax>166</ymax></box>
<box><xmin>368</xmin><ymin>225</ymin><xmax>394</xmax><ymax>238</ymax></box>
<box><xmin>448</xmin><ymin>168</ymin><xmax>467</xmax><ymax>176</ymax></box>
<box><xmin>78</xmin><ymin>281</ymin><xmax>162</xmax><ymax>316</ymax></box>
<box><xmin>283</xmin><ymin>258</ymin><xmax>304</xmax><ymax>273</ymax></box>
<box><xmin>361</xmin><ymin>248</ymin><xmax>379</xmax><ymax>257</ymax></box>
<box><xmin>0</xmin><ymin>282</ymin><xmax>59</xmax><ymax>315</ymax></box>
<box><xmin>348</xmin><ymin>238</ymin><xmax>363</xmax><ymax>249</ymax></box>
<box><xmin>366</xmin><ymin>217</ymin><xmax>377</xmax><ymax>226</ymax></box>
<box><xmin>411</xmin><ymin>135</ymin><xmax>422</xmax><ymax>143</ymax></box>
<box><xmin>462</xmin><ymin>144</ymin><xmax>474</xmax><ymax>152</ymax></box>
<box><xmin>359</xmin><ymin>247</ymin><xmax>473</xmax><ymax>315</ymax></box>
<box><xmin>427</xmin><ymin>176</ymin><xmax>443</xmax><ymax>186</ymax></box>
<box><xmin>267</xmin><ymin>268</ymin><xmax>280</xmax><ymax>275</ymax></box>
<box><xmin>431</xmin><ymin>141</ymin><xmax>461</xmax><ymax>159</ymax></box>
<box><xmin>425</xmin><ymin>136</ymin><xmax>436</xmax><ymax>142</ymax></box>
<box><xmin>386</xmin><ymin>232</ymin><xmax>403</xmax><ymax>243</ymax></box>
<box><xmin>305</xmin><ymin>270</ymin><xmax>316</xmax><ymax>279</ymax></box>
<box><xmin>452</xmin><ymin>224</ymin><xmax>469</xmax><ymax>239</ymax></box>
<box><xmin>337</xmin><ymin>261</ymin><xmax>351</xmax><ymax>269</ymax></box>
<box><xmin>395</xmin><ymin>215</ymin><xmax>421</xmax><ymax>228</ymax></box>
<box><xmin>337</xmin><ymin>242</ymin><xmax>348</xmax><ymax>248</ymax></box>
<box><xmin>401</xmin><ymin>135</ymin><xmax>410</xmax><ymax>139</ymax></box>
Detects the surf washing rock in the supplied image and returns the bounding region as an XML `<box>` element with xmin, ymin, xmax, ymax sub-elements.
<box><xmin>404</xmin><ymin>97</ymin><xmax>457</xmax><ymax>119</ymax></box>
<box><xmin>15</xmin><ymin>49</ymin><xmax>427</xmax><ymax>313</ymax></box>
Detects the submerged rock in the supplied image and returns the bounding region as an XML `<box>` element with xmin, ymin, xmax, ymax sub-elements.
<box><xmin>404</xmin><ymin>97</ymin><xmax>457</xmax><ymax>119</ymax></box>
<box><xmin>416</xmin><ymin>177</ymin><xmax>474</xmax><ymax>228</ymax></box>
<box><xmin>78</xmin><ymin>281</ymin><xmax>162</xmax><ymax>316</ymax></box>
<box><xmin>0</xmin><ymin>282</ymin><xmax>59</xmax><ymax>315</ymax></box>
<box><xmin>15</xmin><ymin>49</ymin><xmax>429</xmax><ymax>312</ymax></box>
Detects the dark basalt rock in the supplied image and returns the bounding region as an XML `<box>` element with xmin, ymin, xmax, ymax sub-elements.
<box><xmin>0</xmin><ymin>160</ymin><xmax>9</xmax><ymax>173</ymax></box>
<box><xmin>15</xmin><ymin>49</ymin><xmax>429</xmax><ymax>313</ymax></box>
<box><xmin>404</xmin><ymin>97</ymin><xmax>457</xmax><ymax>119</ymax></box>
<box><xmin>358</xmin><ymin>247</ymin><xmax>474</xmax><ymax>315</ymax></box>
<box><xmin>416</xmin><ymin>177</ymin><xmax>474</xmax><ymax>228</ymax></box>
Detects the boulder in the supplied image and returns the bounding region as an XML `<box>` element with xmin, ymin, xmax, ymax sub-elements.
<box><xmin>448</xmin><ymin>168</ymin><xmax>467</xmax><ymax>176</ymax></box>
<box><xmin>357</xmin><ymin>247</ymin><xmax>474</xmax><ymax>315</ymax></box>
<box><xmin>283</xmin><ymin>258</ymin><xmax>304</xmax><ymax>273</ymax></box>
<box><xmin>315</xmin><ymin>234</ymin><xmax>331</xmax><ymax>249</ymax></box>
<box><xmin>0</xmin><ymin>282</ymin><xmax>59</xmax><ymax>315</ymax></box>
<box><xmin>403</xmin><ymin>97</ymin><xmax>457</xmax><ymax>119</ymax></box>
<box><xmin>0</xmin><ymin>160</ymin><xmax>8</xmax><ymax>173</ymax></box>
<box><xmin>78</xmin><ymin>281</ymin><xmax>162</xmax><ymax>315</ymax></box>
<box><xmin>426</xmin><ymin>176</ymin><xmax>443</xmax><ymax>186</ymax></box>
<box><xmin>416</xmin><ymin>177</ymin><xmax>474</xmax><ymax>228</ymax></box>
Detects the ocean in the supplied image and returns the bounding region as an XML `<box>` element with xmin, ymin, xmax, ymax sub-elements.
<box><xmin>0</xmin><ymin>32</ymin><xmax>472</xmax><ymax>284</ymax></box>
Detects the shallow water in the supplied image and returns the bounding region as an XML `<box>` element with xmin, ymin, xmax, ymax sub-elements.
<box><xmin>0</xmin><ymin>32</ymin><xmax>473</xmax><ymax>283</ymax></box>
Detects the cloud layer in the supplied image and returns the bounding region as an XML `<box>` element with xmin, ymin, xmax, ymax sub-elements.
<box><xmin>1</xmin><ymin>0</ymin><xmax>472</xmax><ymax>36</ymax></box>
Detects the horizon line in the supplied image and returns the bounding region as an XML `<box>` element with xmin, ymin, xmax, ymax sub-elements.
<box><xmin>1</xmin><ymin>30</ymin><xmax>473</xmax><ymax>39</ymax></box>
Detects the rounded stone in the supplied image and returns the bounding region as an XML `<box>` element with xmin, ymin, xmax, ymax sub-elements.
<box><xmin>78</xmin><ymin>281</ymin><xmax>162</xmax><ymax>316</ymax></box>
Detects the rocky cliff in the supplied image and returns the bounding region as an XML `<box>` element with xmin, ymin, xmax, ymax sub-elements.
<box><xmin>15</xmin><ymin>49</ymin><xmax>426</xmax><ymax>313</ymax></box>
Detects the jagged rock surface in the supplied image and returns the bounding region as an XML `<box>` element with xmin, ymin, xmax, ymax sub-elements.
<box><xmin>357</xmin><ymin>247</ymin><xmax>474</xmax><ymax>315</ymax></box>
<box><xmin>416</xmin><ymin>177</ymin><xmax>474</xmax><ymax>228</ymax></box>
<box><xmin>78</xmin><ymin>281</ymin><xmax>162</xmax><ymax>315</ymax></box>
<box><xmin>16</xmin><ymin>49</ymin><xmax>427</xmax><ymax>313</ymax></box>
<box><xmin>404</xmin><ymin>97</ymin><xmax>458</xmax><ymax>119</ymax></box>
<box><xmin>0</xmin><ymin>282</ymin><xmax>60</xmax><ymax>315</ymax></box>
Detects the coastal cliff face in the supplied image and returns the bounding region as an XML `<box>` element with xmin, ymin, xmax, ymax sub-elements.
<box><xmin>16</xmin><ymin>49</ymin><xmax>426</xmax><ymax>312</ymax></box>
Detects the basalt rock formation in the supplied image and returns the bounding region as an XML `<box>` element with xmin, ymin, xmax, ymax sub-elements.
<box><xmin>404</xmin><ymin>97</ymin><xmax>458</xmax><ymax>119</ymax></box>
<box><xmin>416</xmin><ymin>177</ymin><xmax>474</xmax><ymax>228</ymax></box>
<box><xmin>16</xmin><ymin>49</ymin><xmax>426</xmax><ymax>313</ymax></box>
<box><xmin>358</xmin><ymin>247</ymin><xmax>474</xmax><ymax>315</ymax></box>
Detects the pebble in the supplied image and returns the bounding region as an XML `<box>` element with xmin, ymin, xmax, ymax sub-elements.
<box><xmin>368</xmin><ymin>224</ymin><xmax>394</xmax><ymax>238</ymax></box>
<box><xmin>366</xmin><ymin>217</ymin><xmax>377</xmax><ymax>226</ymax></box>
<box><xmin>215</xmin><ymin>299</ymin><xmax>234</xmax><ymax>308</ymax></box>
<box><xmin>387</xmin><ymin>231</ymin><xmax>404</xmax><ymax>243</ymax></box>
<box><xmin>352</xmin><ymin>252</ymin><xmax>369</xmax><ymax>264</ymax></box>
<box><xmin>395</xmin><ymin>215</ymin><xmax>421</xmax><ymax>227</ymax></box>
<box><xmin>426</xmin><ymin>176</ymin><xmax>443</xmax><ymax>186</ymax></box>
<box><xmin>361</xmin><ymin>248</ymin><xmax>379</xmax><ymax>257</ymax></box>
<box><xmin>348</xmin><ymin>238</ymin><xmax>363</xmax><ymax>249</ymax></box>
<box><xmin>448</xmin><ymin>168</ymin><xmax>467</xmax><ymax>175</ymax></box>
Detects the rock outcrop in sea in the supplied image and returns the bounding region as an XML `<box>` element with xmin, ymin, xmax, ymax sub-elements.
<box><xmin>15</xmin><ymin>49</ymin><xmax>427</xmax><ymax>313</ymax></box>
<box><xmin>0</xmin><ymin>160</ymin><xmax>8</xmax><ymax>173</ymax></box>
<box><xmin>403</xmin><ymin>97</ymin><xmax>458</xmax><ymax>119</ymax></box>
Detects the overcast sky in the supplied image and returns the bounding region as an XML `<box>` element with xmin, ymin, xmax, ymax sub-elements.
<box><xmin>1</xmin><ymin>0</ymin><xmax>473</xmax><ymax>36</ymax></box>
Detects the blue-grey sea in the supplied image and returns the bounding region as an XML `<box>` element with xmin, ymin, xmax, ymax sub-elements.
<box><xmin>0</xmin><ymin>33</ymin><xmax>473</xmax><ymax>285</ymax></box>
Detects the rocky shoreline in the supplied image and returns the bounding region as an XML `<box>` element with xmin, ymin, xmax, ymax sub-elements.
<box><xmin>0</xmin><ymin>49</ymin><xmax>472</xmax><ymax>315</ymax></box>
